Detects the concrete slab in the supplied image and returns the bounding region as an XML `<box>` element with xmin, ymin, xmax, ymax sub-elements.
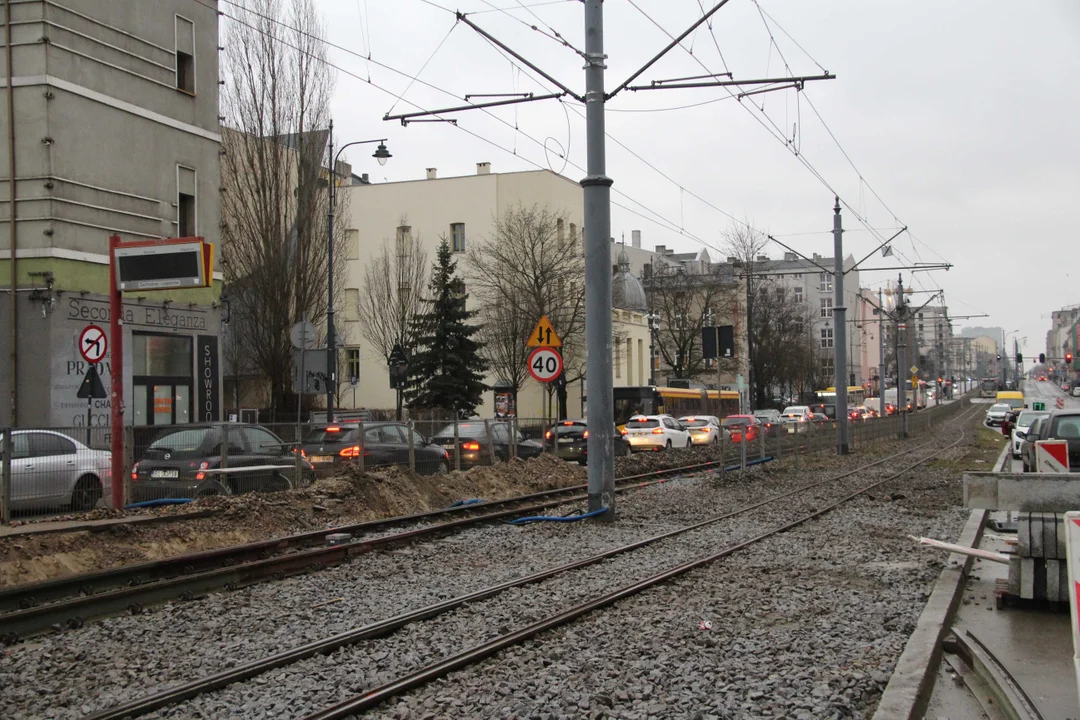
<box><xmin>965</xmin><ymin>472</ymin><xmax>1080</xmax><ymax>512</ymax></box>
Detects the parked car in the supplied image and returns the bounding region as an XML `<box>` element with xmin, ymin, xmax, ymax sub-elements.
<box><xmin>0</xmin><ymin>430</ymin><xmax>112</xmax><ymax>511</ymax></box>
<box><xmin>1020</xmin><ymin>410</ymin><xmax>1080</xmax><ymax>472</ymax></box>
<box><xmin>430</xmin><ymin>420</ymin><xmax>543</xmax><ymax>469</ymax></box>
<box><xmin>678</xmin><ymin>416</ymin><xmax>727</xmax><ymax>445</ymax></box>
<box><xmin>722</xmin><ymin>415</ymin><xmax>762</xmax><ymax>444</ymax></box>
<box><xmin>1073</xmin><ymin>386</ymin><xmax>1080</xmax><ymax>398</ymax></box>
<box><xmin>624</xmin><ymin>415</ymin><xmax>691</xmax><ymax>452</ymax></box>
<box><xmin>297</xmin><ymin>423</ymin><xmax>450</xmax><ymax>476</ymax></box>
<box><xmin>131</xmin><ymin>424</ymin><xmax>314</xmax><ymax>502</ymax></box>
<box><xmin>984</xmin><ymin>403</ymin><xmax>1012</xmax><ymax>427</ymax></box>
<box><xmin>1010</xmin><ymin>410</ymin><xmax>1049</xmax><ymax>459</ymax></box>
<box><xmin>751</xmin><ymin>409</ymin><xmax>783</xmax><ymax>437</ymax></box>
<box><xmin>544</xmin><ymin>420</ymin><xmax>630</xmax><ymax>465</ymax></box>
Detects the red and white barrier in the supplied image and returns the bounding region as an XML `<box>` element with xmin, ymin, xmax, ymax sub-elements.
<box><xmin>1063</xmin><ymin>512</ymin><xmax>1080</xmax><ymax>709</ymax></box>
<box><xmin>1035</xmin><ymin>440</ymin><xmax>1071</xmax><ymax>473</ymax></box>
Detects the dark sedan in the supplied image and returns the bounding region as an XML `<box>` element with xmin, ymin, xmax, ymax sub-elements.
<box><xmin>544</xmin><ymin>420</ymin><xmax>630</xmax><ymax>465</ymax></box>
<box><xmin>430</xmin><ymin>421</ymin><xmax>543</xmax><ymax>469</ymax></box>
<box><xmin>131</xmin><ymin>424</ymin><xmax>314</xmax><ymax>502</ymax></box>
<box><xmin>297</xmin><ymin>423</ymin><xmax>450</xmax><ymax>476</ymax></box>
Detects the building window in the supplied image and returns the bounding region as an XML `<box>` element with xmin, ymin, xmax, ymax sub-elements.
<box><xmin>793</xmin><ymin>273</ymin><xmax>802</xmax><ymax>279</ymax></box>
<box><xmin>346</xmin><ymin>348</ymin><xmax>360</xmax><ymax>382</ymax></box>
<box><xmin>177</xmin><ymin>165</ymin><xmax>196</xmax><ymax>237</ymax></box>
<box><xmin>344</xmin><ymin>288</ymin><xmax>359</xmax><ymax>322</ymax></box>
<box><xmin>794</xmin><ymin>286</ymin><xmax>803</xmax><ymax>304</ymax></box>
<box><xmin>175</xmin><ymin>16</ymin><xmax>196</xmax><ymax>94</ymax></box>
<box><xmin>795</xmin><ymin>318</ymin><xmax>804</xmax><ymax>335</ymax></box>
<box><xmin>450</xmin><ymin>279</ymin><xmax>466</xmax><ymax>312</ymax></box>
<box><xmin>821</xmin><ymin>327</ymin><xmax>834</xmax><ymax>349</ymax></box>
<box><xmin>820</xmin><ymin>298</ymin><xmax>833</xmax><ymax>318</ymax></box>
<box><xmin>821</xmin><ymin>356</ymin><xmax>834</xmax><ymax>376</ymax></box>
<box><xmin>450</xmin><ymin>222</ymin><xmax>465</xmax><ymax>252</ymax></box>
<box><xmin>819</xmin><ymin>272</ymin><xmax>832</xmax><ymax>293</ymax></box>
<box><xmin>557</xmin><ymin>218</ymin><xmax>565</xmax><ymax>242</ymax></box>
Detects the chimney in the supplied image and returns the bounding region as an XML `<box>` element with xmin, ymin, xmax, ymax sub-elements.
<box><xmin>632</xmin><ymin>230</ymin><xmax>641</xmax><ymax>248</ymax></box>
<box><xmin>784</xmin><ymin>252</ymin><xmax>796</xmax><ymax>261</ymax></box>
<box><xmin>426</xmin><ymin>168</ymin><xmax>437</xmax><ymax>180</ymax></box>
<box><xmin>361</xmin><ymin>173</ymin><xmax>369</xmax><ymax>184</ymax></box>
<box><xmin>476</xmin><ymin>162</ymin><xmax>491</xmax><ymax>175</ymax></box>
<box><xmin>655</xmin><ymin>244</ymin><xmax>666</xmax><ymax>255</ymax></box>
<box><xmin>756</xmin><ymin>255</ymin><xmax>769</xmax><ymax>262</ymax></box>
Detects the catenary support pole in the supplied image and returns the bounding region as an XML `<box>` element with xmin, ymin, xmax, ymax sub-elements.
<box><xmin>832</xmin><ymin>198</ymin><xmax>849</xmax><ymax>454</ymax></box>
<box><xmin>108</xmin><ymin>235</ymin><xmax>124</xmax><ymax>509</ymax></box>
<box><xmin>5</xmin><ymin>0</ymin><xmax>17</xmax><ymax>428</ymax></box>
<box><xmin>326</xmin><ymin>120</ymin><xmax>336</xmax><ymax>424</ymax></box>
<box><xmin>878</xmin><ymin>288</ymin><xmax>886</xmax><ymax>417</ymax></box>
<box><xmin>896</xmin><ymin>274</ymin><xmax>908</xmax><ymax>438</ymax></box>
<box><xmin>582</xmin><ymin>0</ymin><xmax>615</xmax><ymax>521</ymax></box>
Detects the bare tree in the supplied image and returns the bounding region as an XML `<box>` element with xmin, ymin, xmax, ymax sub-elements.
<box><xmin>467</xmin><ymin>204</ymin><xmax>585</xmax><ymax>418</ymax></box>
<box><xmin>475</xmin><ymin>300</ymin><xmax>530</xmax><ymax>412</ymax></box>
<box><xmin>722</xmin><ymin>220</ymin><xmax>772</xmax><ymax>408</ymax></box>
<box><xmin>645</xmin><ymin>262</ymin><xmax>738</xmax><ymax>382</ymax></box>
<box><xmin>219</xmin><ymin>0</ymin><xmax>346</xmax><ymax>417</ymax></box>
<box><xmin>358</xmin><ymin>219</ymin><xmax>430</xmax><ymax>362</ymax></box>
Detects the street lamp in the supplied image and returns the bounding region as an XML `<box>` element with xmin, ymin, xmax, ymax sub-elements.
<box><xmin>1004</xmin><ymin>329</ymin><xmax>1019</xmax><ymax>390</ymax></box>
<box><xmin>325</xmin><ymin>120</ymin><xmax>391</xmax><ymax>422</ymax></box>
<box><xmin>646</xmin><ymin>311</ymin><xmax>661</xmax><ymax>386</ymax></box>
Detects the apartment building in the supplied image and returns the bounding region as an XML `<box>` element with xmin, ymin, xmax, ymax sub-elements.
<box><xmin>0</xmin><ymin>0</ymin><xmax>223</xmax><ymax>428</ymax></box>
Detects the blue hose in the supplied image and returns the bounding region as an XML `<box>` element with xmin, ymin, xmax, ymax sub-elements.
<box><xmin>448</xmin><ymin>498</ymin><xmax>484</xmax><ymax>508</ymax></box>
<box><xmin>508</xmin><ymin>507</ymin><xmax>609</xmax><ymax>526</ymax></box>
<box><xmin>123</xmin><ymin>498</ymin><xmax>194</xmax><ymax>509</ymax></box>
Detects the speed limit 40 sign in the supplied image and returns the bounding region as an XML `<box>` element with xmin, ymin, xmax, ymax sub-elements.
<box><xmin>527</xmin><ymin>346</ymin><xmax>563</xmax><ymax>383</ymax></box>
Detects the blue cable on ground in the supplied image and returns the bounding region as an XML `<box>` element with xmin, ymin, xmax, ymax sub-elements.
<box><xmin>508</xmin><ymin>507</ymin><xmax>609</xmax><ymax>526</ymax></box>
<box><xmin>448</xmin><ymin>498</ymin><xmax>484</xmax><ymax>508</ymax></box>
<box><xmin>123</xmin><ymin>498</ymin><xmax>194</xmax><ymax>509</ymax></box>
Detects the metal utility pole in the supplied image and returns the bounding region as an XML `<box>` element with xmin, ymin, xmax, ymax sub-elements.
<box><xmin>326</xmin><ymin>120</ymin><xmax>337</xmax><ymax>424</ymax></box>
<box><xmin>832</xmin><ymin>198</ymin><xmax>849</xmax><ymax>454</ymax></box>
<box><xmin>582</xmin><ymin>0</ymin><xmax>615</xmax><ymax>521</ymax></box>
<box><xmin>878</xmin><ymin>288</ymin><xmax>886</xmax><ymax>416</ymax></box>
<box><xmin>896</xmin><ymin>274</ymin><xmax>908</xmax><ymax>438</ymax></box>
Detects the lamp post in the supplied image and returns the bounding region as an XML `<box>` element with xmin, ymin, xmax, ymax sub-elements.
<box><xmin>325</xmin><ymin>120</ymin><xmax>391</xmax><ymax>422</ymax></box>
<box><xmin>1004</xmin><ymin>329</ymin><xmax>1019</xmax><ymax>390</ymax></box>
<box><xmin>646</xmin><ymin>311</ymin><xmax>660</xmax><ymax>386</ymax></box>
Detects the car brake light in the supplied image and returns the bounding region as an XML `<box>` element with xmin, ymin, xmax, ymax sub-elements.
<box><xmin>131</xmin><ymin>461</ymin><xmax>139</xmax><ymax>481</ymax></box>
<box><xmin>583</xmin><ymin>430</ymin><xmax>589</xmax><ymax>439</ymax></box>
<box><xmin>651</xmin><ymin>427</ymin><xmax>664</xmax><ymax>434</ymax></box>
<box><xmin>195</xmin><ymin>471</ymin><xmax>206</xmax><ymax>480</ymax></box>
<box><xmin>545</xmin><ymin>430</ymin><xmax>553</xmax><ymax>440</ymax></box>
<box><xmin>339</xmin><ymin>445</ymin><xmax>361</xmax><ymax>457</ymax></box>
<box><xmin>463</xmin><ymin>441</ymin><xmax>481</xmax><ymax>451</ymax></box>
<box><xmin>619</xmin><ymin>427</ymin><xmax>628</xmax><ymax>435</ymax></box>
<box><xmin>685</xmin><ymin>417</ymin><xmax>696</xmax><ymax>422</ymax></box>
<box><xmin>561</xmin><ymin>421</ymin><xmax>574</xmax><ymax>426</ymax></box>
<box><xmin>327</xmin><ymin>426</ymin><xmax>342</xmax><ymax>433</ymax></box>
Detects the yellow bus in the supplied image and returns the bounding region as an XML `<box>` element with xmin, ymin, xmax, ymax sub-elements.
<box><xmin>995</xmin><ymin>390</ymin><xmax>1025</xmax><ymax>411</ymax></box>
<box><xmin>613</xmin><ymin>386</ymin><xmax>741</xmax><ymax>426</ymax></box>
<box><xmin>814</xmin><ymin>386</ymin><xmax>867</xmax><ymax>407</ymax></box>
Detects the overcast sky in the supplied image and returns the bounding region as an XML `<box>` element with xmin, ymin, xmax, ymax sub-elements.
<box><xmin>307</xmin><ymin>0</ymin><xmax>1080</xmax><ymax>359</ymax></box>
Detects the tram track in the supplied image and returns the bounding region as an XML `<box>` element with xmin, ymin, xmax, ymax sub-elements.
<box><xmin>77</xmin><ymin>401</ymin><xmax>981</xmax><ymax>720</ymax></box>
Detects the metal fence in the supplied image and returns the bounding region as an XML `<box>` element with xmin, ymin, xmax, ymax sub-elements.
<box><xmin>0</xmin><ymin>395</ymin><xmax>973</xmax><ymax>523</ymax></box>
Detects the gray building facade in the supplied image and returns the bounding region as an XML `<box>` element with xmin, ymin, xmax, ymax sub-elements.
<box><xmin>0</xmin><ymin>0</ymin><xmax>223</xmax><ymax>429</ymax></box>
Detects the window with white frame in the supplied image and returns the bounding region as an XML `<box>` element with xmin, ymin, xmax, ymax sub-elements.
<box><xmin>794</xmin><ymin>286</ymin><xmax>803</xmax><ymax>303</ymax></box>
<box><xmin>821</xmin><ymin>327</ymin><xmax>834</xmax><ymax>349</ymax></box>
<box><xmin>819</xmin><ymin>272</ymin><xmax>832</xmax><ymax>293</ymax></box>
<box><xmin>820</xmin><ymin>298</ymin><xmax>833</xmax><ymax>318</ymax></box>
<box><xmin>450</xmin><ymin>223</ymin><xmax>465</xmax><ymax>252</ymax></box>
<box><xmin>175</xmin><ymin>16</ymin><xmax>195</xmax><ymax>94</ymax></box>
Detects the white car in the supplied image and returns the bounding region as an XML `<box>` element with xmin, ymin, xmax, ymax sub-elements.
<box><xmin>984</xmin><ymin>403</ymin><xmax>1012</xmax><ymax>427</ymax></box>
<box><xmin>0</xmin><ymin>430</ymin><xmax>112</xmax><ymax>511</ymax></box>
<box><xmin>780</xmin><ymin>406</ymin><xmax>812</xmax><ymax>432</ymax></box>
<box><xmin>1011</xmin><ymin>410</ymin><xmax>1049</xmax><ymax>458</ymax></box>
<box><xmin>678</xmin><ymin>416</ymin><xmax>726</xmax><ymax>446</ymax></box>
<box><xmin>1073</xmin><ymin>386</ymin><xmax>1080</xmax><ymax>398</ymax></box>
<box><xmin>624</xmin><ymin>415</ymin><xmax>691</xmax><ymax>451</ymax></box>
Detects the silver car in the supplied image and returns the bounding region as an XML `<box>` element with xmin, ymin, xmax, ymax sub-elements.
<box><xmin>1011</xmin><ymin>410</ymin><xmax>1049</xmax><ymax>458</ymax></box>
<box><xmin>678</xmin><ymin>416</ymin><xmax>727</xmax><ymax>445</ymax></box>
<box><xmin>984</xmin><ymin>403</ymin><xmax>1011</xmax><ymax>427</ymax></box>
<box><xmin>0</xmin><ymin>430</ymin><xmax>113</xmax><ymax>511</ymax></box>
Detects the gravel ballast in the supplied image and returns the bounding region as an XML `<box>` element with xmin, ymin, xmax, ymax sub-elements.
<box><xmin>0</xmin><ymin>405</ymin><xmax>978</xmax><ymax>720</ymax></box>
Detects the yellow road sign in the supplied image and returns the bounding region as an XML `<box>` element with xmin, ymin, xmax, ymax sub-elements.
<box><xmin>527</xmin><ymin>314</ymin><xmax>562</xmax><ymax>348</ymax></box>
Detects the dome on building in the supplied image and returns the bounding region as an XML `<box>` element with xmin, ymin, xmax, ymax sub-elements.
<box><xmin>612</xmin><ymin>248</ymin><xmax>648</xmax><ymax>312</ymax></box>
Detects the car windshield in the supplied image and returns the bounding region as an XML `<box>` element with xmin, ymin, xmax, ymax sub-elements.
<box><xmin>990</xmin><ymin>404</ymin><xmax>1011</xmax><ymax>413</ymax></box>
<box><xmin>626</xmin><ymin>419</ymin><xmax>659</xmax><ymax>428</ymax></box>
<box><xmin>781</xmin><ymin>407</ymin><xmax>805</xmax><ymax>415</ymax></box>
<box><xmin>149</xmin><ymin>428</ymin><xmax>212</xmax><ymax>452</ymax></box>
<box><xmin>303</xmin><ymin>426</ymin><xmax>359</xmax><ymax>443</ymax></box>
<box><xmin>680</xmin><ymin>419</ymin><xmax>710</xmax><ymax>428</ymax></box>
<box><xmin>752</xmin><ymin>411</ymin><xmax>774</xmax><ymax>418</ymax></box>
<box><xmin>1004</xmin><ymin>399</ymin><xmax>1024</xmax><ymax>409</ymax></box>
<box><xmin>722</xmin><ymin>417</ymin><xmax>749</xmax><ymax>427</ymax></box>
<box><xmin>1016</xmin><ymin>413</ymin><xmax>1047</xmax><ymax>429</ymax></box>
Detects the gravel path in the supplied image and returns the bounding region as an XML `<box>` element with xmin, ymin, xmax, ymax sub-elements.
<box><xmin>0</xmin><ymin>406</ymin><xmax>977</xmax><ymax>720</ymax></box>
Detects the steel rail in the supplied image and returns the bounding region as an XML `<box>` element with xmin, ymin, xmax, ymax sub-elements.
<box><xmin>304</xmin><ymin>405</ymin><xmax>982</xmax><ymax>719</ymax></box>
<box><xmin>85</xmin><ymin>414</ymin><xmax>981</xmax><ymax>720</ymax></box>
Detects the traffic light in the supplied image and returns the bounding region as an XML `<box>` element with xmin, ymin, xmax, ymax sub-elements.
<box><xmin>1039</xmin><ymin>352</ymin><xmax>1046</xmax><ymax>364</ymax></box>
<box><xmin>1068</xmin><ymin>352</ymin><xmax>1074</xmax><ymax>365</ymax></box>
<box><xmin>1016</xmin><ymin>353</ymin><xmax>1023</xmax><ymax>365</ymax></box>
<box><xmin>938</xmin><ymin>377</ymin><xmax>943</xmax><ymax>384</ymax></box>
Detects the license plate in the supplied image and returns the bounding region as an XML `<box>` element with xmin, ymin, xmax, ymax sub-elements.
<box><xmin>150</xmin><ymin>469</ymin><xmax>179</xmax><ymax>479</ymax></box>
<box><xmin>558</xmin><ymin>438</ymin><xmax>574</xmax><ymax>444</ymax></box>
<box><xmin>310</xmin><ymin>456</ymin><xmax>333</xmax><ymax>464</ymax></box>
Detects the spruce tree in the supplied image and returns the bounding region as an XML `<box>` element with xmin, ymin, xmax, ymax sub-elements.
<box><xmin>405</xmin><ymin>238</ymin><xmax>488</xmax><ymax>414</ymax></box>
